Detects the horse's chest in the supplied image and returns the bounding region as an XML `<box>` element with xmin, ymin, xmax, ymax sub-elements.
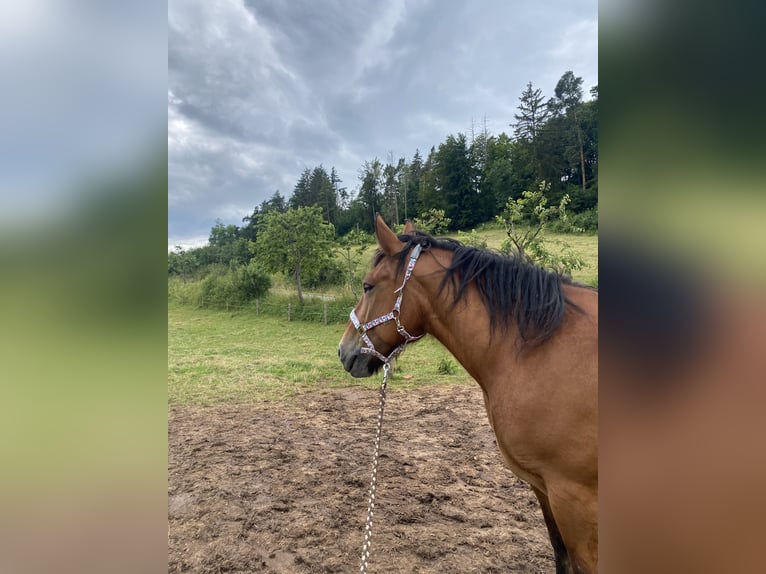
<box><xmin>483</xmin><ymin>400</ymin><xmax>546</xmax><ymax>490</ymax></box>
<box><xmin>494</xmin><ymin>437</ymin><xmax>545</xmax><ymax>490</ymax></box>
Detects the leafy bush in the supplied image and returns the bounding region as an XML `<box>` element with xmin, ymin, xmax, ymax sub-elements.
<box><xmin>569</xmin><ymin>207</ymin><xmax>598</xmax><ymax>233</ymax></box>
<box><xmin>199</xmin><ymin>262</ymin><xmax>271</xmax><ymax>309</ymax></box>
<box><xmin>413</xmin><ymin>208</ymin><xmax>451</xmax><ymax>235</ymax></box>
<box><xmin>549</xmin><ymin>207</ymin><xmax>598</xmax><ymax>233</ymax></box>
<box><xmin>524</xmin><ymin>238</ymin><xmax>586</xmax><ymax>275</ymax></box>
<box><xmin>456</xmin><ymin>229</ymin><xmax>488</xmax><ymax>250</ymax></box>
<box><xmin>305</xmin><ymin>257</ymin><xmax>346</xmax><ymax>288</ymax></box>
<box><xmin>497</xmin><ymin>181</ymin><xmax>585</xmax><ymax>275</ymax></box>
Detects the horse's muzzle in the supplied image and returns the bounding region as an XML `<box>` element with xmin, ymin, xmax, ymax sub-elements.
<box><xmin>338</xmin><ymin>344</ymin><xmax>381</xmax><ymax>378</ymax></box>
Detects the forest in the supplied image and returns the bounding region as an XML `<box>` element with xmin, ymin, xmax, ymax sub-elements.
<box><xmin>168</xmin><ymin>71</ymin><xmax>597</xmax><ymax>302</ymax></box>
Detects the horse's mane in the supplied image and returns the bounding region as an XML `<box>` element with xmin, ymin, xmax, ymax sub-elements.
<box><xmin>374</xmin><ymin>230</ymin><xmax>587</xmax><ymax>347</ymax></box>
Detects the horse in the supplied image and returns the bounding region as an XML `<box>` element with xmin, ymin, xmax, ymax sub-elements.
<box><xmin>597</xmin><ymin>238</ymin><xmax>766</xmax><ymax>573</ymax></box>
<box><xmin>338</xmin><ymin>215</ymin><xmax>598</xmax><ymax>573</ymax></box>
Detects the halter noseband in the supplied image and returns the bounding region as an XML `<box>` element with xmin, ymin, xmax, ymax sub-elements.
<box><xmin>349</xmin><ymin>243</ymin><xmax>424</xmax><ymax>364</ymax></box>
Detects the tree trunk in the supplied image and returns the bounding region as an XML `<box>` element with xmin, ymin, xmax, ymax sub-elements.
<box><xmin>346</xmin><ymin>252</ymin><xmax>358</xmax><ymax>300</ymax></box>
<box><xmin>573</xmin><ymin>109</ymin><xmax>587</xmax><ymax>193</ymax></box>
<box><xmin>295</xmin><ymin>260</ymin><xmax>304</xmax><ymax>304</ymax></box>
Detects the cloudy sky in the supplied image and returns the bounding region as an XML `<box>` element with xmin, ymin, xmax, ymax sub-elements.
<box><xmin>0</xmin><ymin>1</ymin><xmax>164</xmax><ymax>226</ymax></box>
<box><xmin>168</xmin><ymin>0</ymin><xmax>597</xmax><ymax>249</ymax></box>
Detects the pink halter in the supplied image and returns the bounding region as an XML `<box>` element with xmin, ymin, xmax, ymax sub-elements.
<box><xmin>349</xmin><ymin>244</ymin><xmax>424</xmax><ymax>364</ymax></box>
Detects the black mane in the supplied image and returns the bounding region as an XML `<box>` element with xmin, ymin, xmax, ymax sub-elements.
<box><xmin>375</xmin><ymin>230</ymin><xmax>584</xmax><ymax>346</ymax></box>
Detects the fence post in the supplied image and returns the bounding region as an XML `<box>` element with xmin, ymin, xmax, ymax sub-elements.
<box><xmin>323</xmin><ymin>302</ymin><xmax>328</xmax><ymax>325</ymax></box>
<box><xmin>288</xmin><ymin>303</ymin><xmax>291</xmax><ymax>322</ymax></box>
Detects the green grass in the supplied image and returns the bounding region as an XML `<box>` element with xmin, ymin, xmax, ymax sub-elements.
<box><xmin>168</xmin><ymin>301</ymin><xmax>471</xmax><ymax>405</ymax></box>
<box><xmin>466</xmin><ymin>224</ymin><xmax>598</xmax><ymax>286</ymax></box>
<box><xmin>169</xmin><ymin>226</ymin><xmax>597</xmax><ymax>405</ymax></box>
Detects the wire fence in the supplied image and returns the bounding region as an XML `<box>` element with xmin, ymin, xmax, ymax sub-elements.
<box><xmin>172</xmin><ymin>293</ymin><xmax>356</xmax><ymax>325</ymax></box>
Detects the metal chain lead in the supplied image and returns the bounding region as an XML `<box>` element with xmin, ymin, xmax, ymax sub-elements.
<box><xmin>356</xmin><ymin>244</ymin><xmax>423</xmax><ymax>573</ymax></box>
<box><xmin>359</xmin><ymin>362</ymin><xmax>391</xmax><ymax>574</ymax></box>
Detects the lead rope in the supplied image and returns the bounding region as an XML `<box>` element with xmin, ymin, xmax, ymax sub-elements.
<box><xmin>359</xmin><ymin>361</ymin><xmax>391</xmax><ymax>574</ymax></box>
<box><xmin>356</xmin><ymin>243</ymin><xmax>424</xmax><ymax>573</ymax></box>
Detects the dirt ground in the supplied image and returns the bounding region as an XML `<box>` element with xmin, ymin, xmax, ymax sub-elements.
<box><xmin>168</xmin><ymin>383</ymin><xmax>554</xmax><ymax>573</ymax></box>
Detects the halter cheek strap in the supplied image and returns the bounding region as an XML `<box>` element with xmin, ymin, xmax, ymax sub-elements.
<box><xmin>349</xmin><ymin>244</ymin><xmax>424</xmax><ymax>364</ymax></box>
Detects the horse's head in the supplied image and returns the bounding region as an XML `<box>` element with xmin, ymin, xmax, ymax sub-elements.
<box><xmin>338</xmin><ymin>215</ymin><xmax>427</xmax><ymax>377</ymax></box>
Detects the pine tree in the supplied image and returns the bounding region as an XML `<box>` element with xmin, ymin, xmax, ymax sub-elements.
<box><xmin>512</xmin><ymin>82</ymin><xmax>550</xmax><ymax>181</ymax></box>
<box><xmin>550</xmin><ymin>71</ymin><xmax>586</xmax><ymax>193</ymax></box>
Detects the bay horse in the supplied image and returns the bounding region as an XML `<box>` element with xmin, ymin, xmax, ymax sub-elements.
<box><xmin>338</xmin><ymin>215</ymin><xmax>598</xmax><ymax>573</ymax></box>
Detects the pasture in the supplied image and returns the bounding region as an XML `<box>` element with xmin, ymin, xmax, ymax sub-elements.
<box><xmin>168</xmin><ymin>230</ymin><xmax>597</xmax><ymax>573</ymax></box>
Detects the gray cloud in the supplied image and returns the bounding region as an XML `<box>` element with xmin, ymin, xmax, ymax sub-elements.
<box><xmin>1</xmin><ymin>1</ymin><xmax>164</xmax><ymax>222</ymax></box>
<box><xmin>168</xmin><ymin>0</ymin><xmax>597</xmax><ymax>248</ymax></box>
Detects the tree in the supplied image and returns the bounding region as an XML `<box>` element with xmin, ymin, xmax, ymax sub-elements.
<box><xmin>413</xmin><ymin>208</ymin><xmax>451</xmax><ymax>235</ymax></box>
<box><xmin>331</xmin><ymin>167</ymin><xmax>347</xmax><ymax>211</ymax></box>
<box><xmin>484</xmin><ymin>133</ymin><xmax>515</xmax><ymax>210</ymax></box>
<box><xmin>512</xmin><ymin>82</ymin><xmax>551</xmax><ymax>181</ymax></box>
<box><xmin>382</xmin><ymin>156</ymin><xmax>400</xmax><ymax>225</ymax></box>
<box><xmin>255</xmin><ymin>206</ymin><xmax>335</xmax><ymax>304</ymax></box>
<box><xmin>357</xmin><ymin>159</ymin><xmax>383</xmax><ymax>231</ymax></box>
<box><xmin>417</xmin><ymin>147</ymin><xmax>442</xmax><ymax>215</ymax></box>
<box><xmin>209</xmin><ymin>220</ymin><xmax>239</xmax><ymax>247</ymax></box>
<box><xmin>289</xmin><ymin>168</ymin><xmax>312</xmax><ymax>208</ymax></box>
<box><xmin>468</xmin><ymin>120</ymin><xmax>494</xmax><ymax>223</ymax></box>
<box><xmin>289</xmin><ymin>166</ymin><xmax>338</xmax><ymax>224</ymax></box>
<box><xmin>266</xmin><ymin>190</ymin><xmax>287</xmax><ymax>213</ymax></box>
<box><xmin>433</xmin><ymin>133</ymin><xmax>475</xmax><ymax>229</ymax></box>
<box><xmin>208</xmin><ymin>220</ymin><xmax>252</xmax><ymax>266</ymax></box>
<box><xmin>336</xmin><ymin>228</ymin><xmax>372</xmax><ymax>299</ymax></box>
<box><xmin>496</xmin><ymin>181</ymin><xmax>584</xmax><ymax>275</ymax></box>
<box><xmin>311</xmin><ymin>166</ymin><xmax>338</xmax><ymax>224</ymax></box>
<box><xmin>241</xmin><ymin>190</ymin><xmax>287</xmax><ymax>242</ymax></box>
<box><xmin>576</xmin><ymin>85</ymin><xmax>599</xmax><ymax>211</ymax></box>
<box><xmin>168</xmin><ymin>246</ymin><xmax>199</xmax><ymax>282</ymax></box>
<box><xmin>404</xmin><ymin>149</ymin><xmax>423</xmax><ymax>220</ymax></box>
<box><xmin>550</xmin><ymin>71</ymin><xmax>587</xmax><ymax>193</ymax></box>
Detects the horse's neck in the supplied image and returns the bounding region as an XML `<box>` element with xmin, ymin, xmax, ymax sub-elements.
<box><xmin>419</xmin><ymin>279</ymin><xmax>516</xmax><ymax>386</ymax></box>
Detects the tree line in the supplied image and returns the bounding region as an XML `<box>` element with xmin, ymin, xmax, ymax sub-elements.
<box><xmin>317</xmin><ymin>70</ymin><xmax>596</xmax><ymax>235</ymax></box>
<box><xmin>169</xmin><ymin>71</ymin><xmax>597</xmax><ymax>304</ymax></box>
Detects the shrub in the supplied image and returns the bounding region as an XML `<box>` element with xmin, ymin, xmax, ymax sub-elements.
<box><xmin>549</xmin><ymin>207</ymin><xmax>598</xmax><ymax>233</ymax></box>
<box><xmin>413</xmin><ymin>209</ymin><xmax>451</xmax><ymax>235</ymax></box>
<box><xmin>497</xmin><ymin>181</ymin><xmax>586</xmax><ymax>275</ymax></box>
<box><xmin>199</xmin><ymin>263</ymin><xmax>271</xmax><ymax>309</ymax></box>
<box><xmin>239</xmin><ymin>261</ymin><xmax>272</xmax><ymax>298</ymax></box>
<box><xmin>305</xmin><ymin>257</ymin><xmax>346</xmax><ymax>288</ymax></box>
<box><xmin>457</xmin><ymin>229</ymin><xmax>488</xmax><ymax>250</ymax></box>
<box><xmin>569</xmin><ymin>207</ymin><xmax>598</xmax><ymax>233</ymax></box>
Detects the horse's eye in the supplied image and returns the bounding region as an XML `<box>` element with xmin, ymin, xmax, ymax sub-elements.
<box><xmin>363</xmin><ymin>283</ymin><xmax>374</xmax><ymax>293</ymax></box>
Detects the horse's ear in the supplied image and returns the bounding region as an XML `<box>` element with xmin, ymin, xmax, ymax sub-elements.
<box><xmin>375</xmin><ymin>213</ymin><xmax>405</xmax><ymax>256</ymax></box>
<box><xmin>403</xmin><ymin>219</ymin><xmax>416</xmax><ymax>234</ymax></box>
